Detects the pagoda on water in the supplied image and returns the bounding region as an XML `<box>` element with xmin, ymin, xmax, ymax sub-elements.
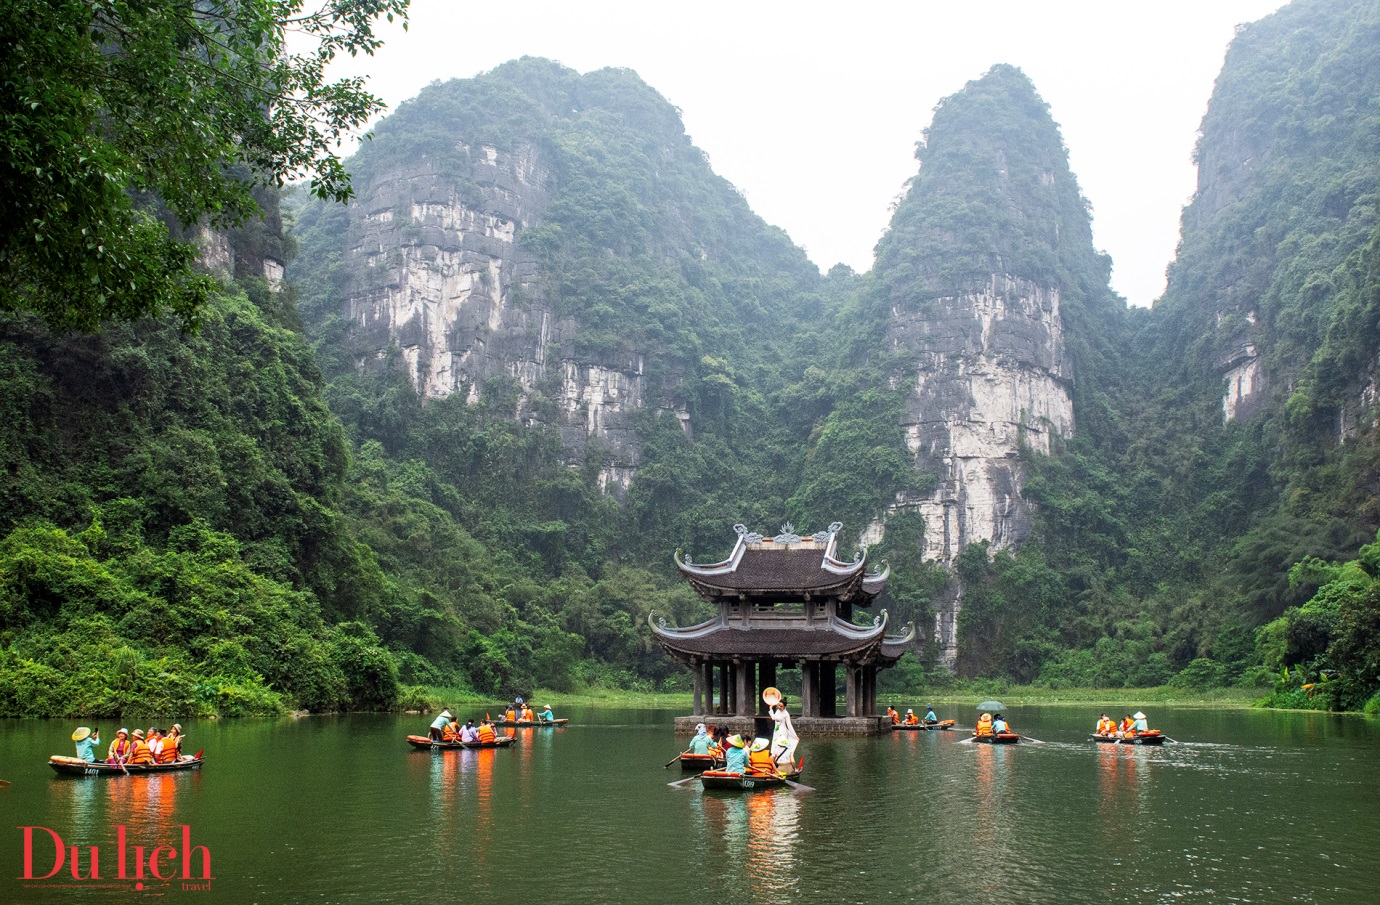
<box><xmin>650</xmin><ymin>522</ymin><xmax>914</xmax><ymax>734</ymax></box>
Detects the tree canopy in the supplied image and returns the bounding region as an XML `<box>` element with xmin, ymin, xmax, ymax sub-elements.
<box><xmin>0</xmin><ymin>0</ymin><xmax>408</xmax><ymax>332</ymax></box>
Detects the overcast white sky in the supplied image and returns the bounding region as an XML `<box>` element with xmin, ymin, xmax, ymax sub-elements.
<box><xmin>325</xmin><ymin>1</ymin><xmax>1288</xmax><ymax>307</ymax></box>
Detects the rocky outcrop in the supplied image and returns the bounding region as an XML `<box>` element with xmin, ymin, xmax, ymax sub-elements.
<box><xmin>341</xmin><ymin>143</ymin><xmax>647</xmax><ymax>492</ymax></box>
<box><xmin>881</xmin><ymin>274</ymin><xmax>1073</xmax><ymax>664</ymax></box>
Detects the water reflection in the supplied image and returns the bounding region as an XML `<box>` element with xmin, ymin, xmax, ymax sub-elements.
<box><xmin>693</xmin><ymin>790</ymin><xmax>799</xmax><ymax>896</ymax></box>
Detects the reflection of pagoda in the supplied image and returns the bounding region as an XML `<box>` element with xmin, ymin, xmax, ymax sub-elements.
<box><xmin>651</xmin><ymin>523</ymin><xmax>915</xmax><ymax>734</ymax></box>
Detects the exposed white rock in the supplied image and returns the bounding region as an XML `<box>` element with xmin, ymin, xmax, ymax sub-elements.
<box><xmin>1223</xmin><ymin>350</ymin><xmax>1260</xmax><ymax>422</ymax></box>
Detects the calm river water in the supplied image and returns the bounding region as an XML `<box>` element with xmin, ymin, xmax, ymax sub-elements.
<box><xmin>1</xmin><ymin>705</ymin><xmax>1376</xmax><ymax>904</ymax></box>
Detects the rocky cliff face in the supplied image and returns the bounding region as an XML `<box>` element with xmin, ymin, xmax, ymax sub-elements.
<box><xmin>340</xmin><ymin>141</ymin><xmax>648</xmax><ymax>492</ymax></box>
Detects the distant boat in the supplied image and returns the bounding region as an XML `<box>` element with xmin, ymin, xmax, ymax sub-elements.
<box><xmin>492</xmin><ymin>719</ymin><xmax>569</xmax><ymax>728</ymax></box>
<box><xmin>894</xmin><ymin>720</ymin><xmax>956</xmax><ymax>731</ymax></box>
<box><xmin>405</xmin><ymin>734</ymin><xmax>515</xmax><ymax>750</ymax></box>
<box><xmin>1091</xmin><ymin>731</ymin><xmax>1165</xmax><ymax>746</ymax></box>
<box><xmin>970</xmin><ymin>732</ymin><xmax>1020</xmax><ymax>744</ymax></box>
<box><xmin>698</xmin><ymin>766</ymin><xmax>803</xmax><ymax>791</ymax></box>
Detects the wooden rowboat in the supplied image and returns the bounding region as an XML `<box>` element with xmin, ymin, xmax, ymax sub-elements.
<box><xmin>680</xmin><ymin>752</ymin><xmax>724</xmax><ymax>772</ymax></box>
<box><xmin>492</xmin><ymin>719</ymin><xmax>569</xmax><ymax>728</ymax></box>
<box><xmin>970</xmin><ymin>732</ymin><xmax>1020</xmax><ymax>744</ymax></box>
<box><xmin>698</xmin><ymin>766</ymin><xmax>803</xmax><ymax>791</ymax></box>
<box><xmin>893</xmin><ymin>720</ymin><xmax>957</xmax><ymax>731</ymax></box>
<box><xmin>49</xmin><ymin>755</ymin><xmax>204</xmax><ymax>777</ymax></box>
<box><xmin>405</xmin><ymin>734</ymin><xmax>515</xmax><ymax>750</ymax></box>
<box><xmin>1091</xmin><ymin>731</ymin><xmax>1165</xmax><ymax>746</ymax></box>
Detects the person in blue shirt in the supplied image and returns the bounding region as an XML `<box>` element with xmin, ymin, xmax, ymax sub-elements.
<box><xmin>540</xmin><ymin>705</ymin><xmax>555</xmax><ymax>722</ymax></box>
<box><xmin>72</xmin><ymin>727</ymin><xmax>101</xmax><ymax>762</ymax></box>
<box><xmin>722</xmin><ymin>734</ymin><xmax>749</xmax><ymax>773</ymax></box>
<box><xmin>991</xmin><ymin>713</ymin><xmax>1010</xmax><ymax>734</ymax></box>
<box><xmin>688</xmin><ymin>723</ymin><xmax>714</xmax><ymax>755</ymax></box>
<box><xmin>924</xmin><ymin>706</ymin><xmax>938</xmax><ymax>723</ymax></box>
<box><xmin>429</xmin><ymin>709</ymin><xmax>453</xmax><ymax>742</ymax></box>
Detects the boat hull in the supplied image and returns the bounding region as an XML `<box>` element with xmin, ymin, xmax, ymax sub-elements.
<box><xmin>49</xmin><ymin>755</ymin><xmax>203</xmax><ymax>777</ymax></box>
<box><xmin>893</xmin><ymin>720</ymin><xmax>956</xmax><ymax>731</ymax></box>
<box><xmin>1091</xmin><ymin>732</ymin><xmax>1165</xmax><ymax>746</ymax></box>
<box><xmin>680</xmin><ymin>753</ymin><xmax>724</xmax><ymax>771</ymax></box>
<box><xmin>970</xmin><ymin>732</ymin><xmax>1020</xmax><ymax>744</ymax></box>
<box><xmin>492</xmin><ymin>719</ymin><xmax>569</xmax><ymax>728</ymax></box>
<box><xmin>698</xmin><ymin>769</ymin><xmax>802</xmax><ymax>791</ymax></box>
<box><xmin>406</xmin><ymin>734</ymin><xmax>516</xmax><ymax>750</ymax></box>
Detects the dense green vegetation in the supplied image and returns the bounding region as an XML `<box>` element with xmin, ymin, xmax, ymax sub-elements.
<box><xmin>3</xmin><ymin>1</ymin><xmax>1379</xmax><ymax>716</ymax></box>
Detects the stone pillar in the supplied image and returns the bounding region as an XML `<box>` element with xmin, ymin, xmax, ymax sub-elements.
<box><xmin>735</xmin><ymin>661</ymin><xmax>752</xmax><ymax>716</ymax></box>
<box><xmin>845</xmin><ymin>665</ymin><xmax>859</xmax><ymax>717</ymax></box>
<box><xmin>692</xmin><ymin>661</ymin><xmax>703</xmax><ymax>715</ymax></box>
<box><xmin>719</xmin><ymin>663</ymin><xmax>729</xmax><ymax>715</ymax></box>
<box><xmin>864</xmin><ymin>666</ymin><xmax>876</xmax><ymax>717</ymax></box>
<box><xmin>702</xmin><ymin>663</ymin><xmax>714</xmax><ymax>713</ymax></box>
<box><xmin>801</xmin><ymin>661</ymin><xmax>817</xmax><ymax>717</ymax></box>
<box><xmin>819</xmin><ymin>663</ymin><xmax>837</xmax><ymax>717</ymax></box>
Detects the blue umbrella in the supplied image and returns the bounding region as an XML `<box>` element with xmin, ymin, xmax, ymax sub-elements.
<box><xmin>976</xmin><ymin>700</ymin><xmax>1005</xmax><ymax>711</ymax></box>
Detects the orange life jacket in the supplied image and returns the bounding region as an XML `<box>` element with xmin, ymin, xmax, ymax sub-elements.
<box><xmin>747</xmin><ymin>747</ymin><xmax>777</xmax><ymax>774</ymax></box>
<box><xmin>128</xmin><ymin>741</ymin><xmax>155</xmax><ymax>765</ymax></box>
<box><xmin>504</xmin><ymin>708</ymin><xmax>517</xmax><ymax>722</ymax></box>
<box><xmin>108</xmin><ymin>738</ymin><xmax>132</xmax><ymax>762</ymax></box>
<box><xmin>477</xmin><ymin>725</ymin><xmax>497</xmax><ymax>744</ymax></box>
<box><xmin>521</xmin><ymin>707</ymin><xmax>534</xmax><ymax>721</ymax></box>
<box><xmin>888</xmin><ymin>709</ymin><xmax>899</xmax><ymax>724</ymax></box>
<box><xmin>1096</xmin><ymin>719</ymin><xmax>1116</xmax><ymax>735</ymax></box>
<box><xmin>156</xmin><ymin>736</ymin><xmax>180</xmax><ymax>763</ymax></box>
<box><xmin>1120</xmin><ymin>718</ymin><xmax>1135</xmax><ymax>736</ymax></box>
<box><xmin>905</xmin><ymin>714</ymin><xmax>919</xmax><ymax>725</ymax></box>
<box><xmin>976</xmin><ymin>715</ymin><xmax>993</xmax><ymax>736</ymax></box>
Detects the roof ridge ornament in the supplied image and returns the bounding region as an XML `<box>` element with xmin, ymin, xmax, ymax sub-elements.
<box><xmin>774</xmin><ymin>522</ymin><xmax>801</xmax><ymax>544</ymax></box>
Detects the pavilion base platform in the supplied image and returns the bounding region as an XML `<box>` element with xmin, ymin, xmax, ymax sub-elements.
<box><xmin>674</xmin><ymin>715</ymin><xmax>890</xmax><ymax>736</ymax></box>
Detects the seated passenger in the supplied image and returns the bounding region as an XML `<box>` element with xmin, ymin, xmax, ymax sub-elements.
<box><xmin>146</xmin><ymin>727</ymin><xmax>164</xmax><ymax>762</ymax></box>
<box><xmin>924</xmin><ymin>706</ymin><xmax>939</xmax><ymax>723</ymax></box>
<box><xmin>991</xmin><ymin>714</ymin><xmax>1010</xmax><ymax>734</ymax></box>
<box><xmin>1132</xmin><ymin>712</ymin><xmax>1149</xmax><ymax>733</ymax></box>
<box><xmin>107</xmin><ymin>728</ymin><xmax>132</xmax><ymax>765</ymax></box>
<box><xmin>158</xmin><ymin>724</ymin><xmax>184</xmax><ymax>763</ymax></box>
<box><xmin>1119</xmin><ymin>715</ymin><xmax>1135</xmax><ymax>738</ymax></box>
<box><xmin>746</xmin><ymin>738</ymin><xmax>779</xmax><ymax>776</ymax></box>
<box><xmin>904</xmin><ymin>709</ymin><xmax>920</xmax><ymax>725</ymax></box>
<box><xmin>127</xmin><ymin>730</ymin><xmax>155</xmax><ymax>765</ymax></box>
<box><xmin>975</xmin><ymin>713</ymin><xmax>994</xmax><ymax>737</ymax></box>
<box><xmin>459</xmin><ymin>720</ymin><xmax>479</xmax><ymax>744</ymax></box>
<box><xmin>521</xmin><ymin>705</ymin><xmax>535</xmax><ymax>722</ymax></box>
<box><xmin>504</xmin><ymin>706</ymin><xmax>517</xmax><ymax>723</ymax></box>
<box><xmin>540</xmin><ymin>705</ymin><xmax>555</xmax><ymax>722</ymax></box>
<box><xmin>722</xmin><ymin>734</ymin><xmax>749</xmax><ymax>773</ymax></box>
<box><xmin>476</xmin><ymin>721</ymin><xmax>498</xmax><ymax>744</ymax></box>
<box><xmin>1095</xmin><ymin>714</ymin><xmax>1116</xmax><ymax>737</ymax></box>
<box><xmin>688</xmin><ymin>723</ymin><xmax>714</xmax><ymax>755</ymax></box>
<box><xmin>887</xmin><ymin>706</ymin><xmax>900</xmax><ymax>725</ymax></box>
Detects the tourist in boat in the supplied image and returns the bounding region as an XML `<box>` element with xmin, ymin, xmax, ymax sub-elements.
<box><xmin>746</xmin><ymin>738</ymin><xmax>781</xmax><ymax>777</ymax></box>
<box><xmin>459</xmin><ymin>720</ymin><xmax>479</xmax><ymax>743</ymax></box>
<box><xmin>429</xmin><ymin>710</ymin><xmax>453</xmax><ymax>742</ymax></box>
<box><xmin>904</xmin><ymin>709</ymin><xmax>920</xmax><ymax>725</ymax></box>
<box><xmin>975</xmin><ymin>712</ymin><xmax>994</xmax><ymax>737</ymax></box>
<box><xmin>991</xmin><ymin>713</ymin><xmax>1010</xmax><ymax>735</ymax></box>
<box><xmin>1132</xmin><ymin>711</ymin><xmax>1149</xmax><ymax>733</ymax></box>
<box><xmin>540</xmin><ymin>705</ymin><xmax>555</xmax><ymax>722</ymax></box>
<box><xmin>146</xmin><ymin>727</ymin><xmax>165</xmax><ymax>762</ymax></box>
<box><xmin>127</xmin><ymin>730</ymin><xmax>156</xmax><ymax>765</ymax></box>
<box><xmin>476</xmin><ymin>721</ymin><xmax>498</xmax><ymax>744</ymax></box>
<box><xmin>887</xmin><ymin>705</ymin><xmax>900</xmax><ymax>725</ymax></box>
<box><xmin>159</xmin><ymin>725</ymin><xmax>184</xmax><ymax>763</ymax></box>
<box><xmin>924</xmin><ymin>706</ymin><xmax>939</xmax><ymax>723</ymax></box>
<box><xmin>1118</xmin><ymin>714</ymin><xmax>1136</xmax><ymax>738</ymax></box>
<box><xmin>107</xmin><ymin>728</ymin><xmax>133</xmax><ymax>765</ymax></box>
<box><xmin>71</xmin><ymin>727</ymin><xmax>101</xmax><ymax>762</ymax></box>
<box><xmin>503</xmin><ymin>704</ymin><xmax>518</xmax><ymax>722</ymax></box>
<box><xmin>1095</xmin><ymin>714</ymin><xmax>1116</xmax><ymax>737</ymax></box>
<box><xmin>723</xmin><ymin>734</ymin><xmax>749</xmax><ymax>773</ymax></box>
<box><xmin>688</xmin><ymin>723</ymin><xmax>715</xmax><ymax>756</ymax></box>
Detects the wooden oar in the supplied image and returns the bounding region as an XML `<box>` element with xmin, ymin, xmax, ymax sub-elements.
<box><xmin>1019</xmin><ymin>735</ymin><xmax>1047</xmax><ymax>744</ymax></box>
<box><xmin>667</xmin><ymin>774</ymin><xmax>700</xmax><ymax>788</ymax></box>
<box><xmin>663</xmin><ymin>753</ymin><xmax>684</xmax><ymax>769</ymax></box>
<box><xmin>0</xmin><ymin>778</ymin><xmax>10</xmax><ymax>786</ymax></box>
<box><xmin>783</xmin><ymin>778</ymin><xmax>815</xmax><ymax>792</ymax></box>
<box><xmin>958</xmin><ymin>735</ymin><xmax>976</xmax><ymax>744</ymax></box>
